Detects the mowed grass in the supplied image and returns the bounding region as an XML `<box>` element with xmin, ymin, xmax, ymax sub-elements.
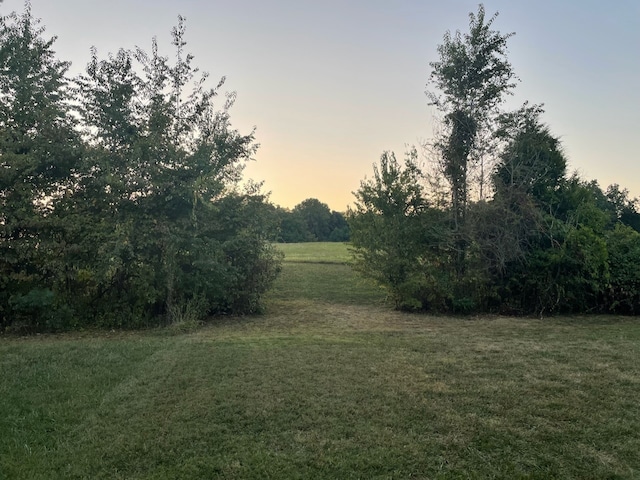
<box><xmin>269</xmin><ymin>242</ymin><xmax>385</xmax><ymax>306</ymax></box>
<box><xmin>1</xmin><ymin>243</ymin><xmax>640</xmax><ymax>478</ymax></box>
<box><xmin>275</xmin><ymin>241</ymin><xmax>353</xmax><ymax>264</ymax></box>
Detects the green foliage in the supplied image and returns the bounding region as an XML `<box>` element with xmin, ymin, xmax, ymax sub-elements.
<box><xmin>425</xmin><ymin>4</ymin><xmax>519</xmax><ymax>285</ymax></box>
<box><xmin>275</xmin><ymin>199</ymin><xmax>350</xmax><ymax>243</ymax></box>
<box><xmin>293</xmin><ymin>198</ymin><xmax>332</xmax><ymax>241</ymax></box>
<box><xmin>427</xmin><ymin>5</ymin><xmax>517</xmax><ymax>116</ymax></box>
<box><xmin>276</xmin><ymin>206</ymin><xmax>315</xmax><ymax>242</ymax></box>
<box><xmin>606</xmin><ymin>184</ymin><xmax>640</xmax><ymax>232</ymax></box>
<box><xmin>481</xmin><ymin>117</ymin><xmax>620</xmax><ymax>315</ymax></box>
<box><xmin>0</xmin><ymin>4</ymin><xmax>82</xmax><ymax>330</ymax></box>
<box><xmin>328</xmin><ymin>210</ymin><xmax>350</xmax><ymax>241</ymax></box>
<box><xmin>501</xmin><ymin>224</ymin><xmax>609</xmax><ymax>315</ymax></box>
<box><xmin>349</xmin><ymin>148</ymin><xmax>516</xmax><ymax>313</ymax></box>
<box><xmin>605</xmin><ymin>224</ymin><xmax>640</xmax><ymax>313</ymax></box>
<box><xmin>0</xmin><ymin>6</ymin><xmax>281</xmax><ymax>331</ymax></box>
<box><xmin>350</xmin><ymin>6</ymin><xmax>640</xmax><ymax>317</ymax></box>
<box><xmin>349</xmin><ymin>150</ymin><xmax>452</xmax><ymax>310</ymax></box>
<box><xmin>494</xmin><ymin>103</ymin><xmax>566</xmax><ymax>204</ymax></box>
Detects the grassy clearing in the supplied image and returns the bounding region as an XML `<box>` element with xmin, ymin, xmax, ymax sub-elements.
<box><xmin>274</xmin><ymin>241</ymin><xmax>352</xmax><ymax>264</ymax></box>
<box><xmin>268</xmin><ymin>261</ymin><xmax>385</xmax><ymax>306</ymax></box>
<box><xmin>2</xmin><ymin>243</ymin><xmax>640</xmax><ymax>478</ymax></box>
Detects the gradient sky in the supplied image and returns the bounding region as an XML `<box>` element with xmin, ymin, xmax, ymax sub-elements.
<box><xmin>2</xmin><ymin>0</ymin><xmax>639</xmax><ymax>211</ymax></box>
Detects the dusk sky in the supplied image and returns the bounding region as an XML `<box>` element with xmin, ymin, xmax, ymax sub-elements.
<box><xmin>3</xmin><ymin>0</ymin><xmax>639</xmax><ymax>211</ymax></box>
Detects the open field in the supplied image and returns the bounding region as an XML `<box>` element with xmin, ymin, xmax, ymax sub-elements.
<box><xmin>274</xmin><ymin>241</ymin><xmax>353</xmax><ymax>264</ymax></box>
<box><xmin>1</xmin><ymin>243</ymin><xmax>640</xmax><ymax>478</ymax></box>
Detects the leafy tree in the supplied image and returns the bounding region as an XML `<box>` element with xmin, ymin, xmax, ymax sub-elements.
<box><xmin>0</xmin><ymin>6</ymin><xmax>281</xmax><ymax>330</ymax></box>
<box><xmin>328</xmin><ymin>210</ymin><xmax>350</xmax><ymax>242</ymax></box>
<box><xmin>292</xmin><ymin>198</ymin><xmax>332</xmax><ymax>241</ymax></box>
<box><xmin>605</xmin><ymin>184</ymin><xmax>640</xmax><ymax>232</ymax></box>
<box><xmin>275</xmin><ymin>201</ymin><xmax>349</xmax><ymax>243</ymax></box>
<box><xmin>275</xmin><ymin>206</ymin><xmax>314</xmax><ymax>243</ymax></box>
<box><xmin>493</xmin><ymin>104</ymin><xmax>566</xmax><ymax>203</ymax></box>
<box><xmin>349</xmin><ymin>150</ymin><xmax>450</xmax><ymax>310</ymax></box>
<box><xmin>427</xmin><ymin>4</ymin><xmax>517</xmax><ymax>276</ymax></box>
<box><xmin>71</xmin><ymin>16</ymin><xmax>278</xmax><ymax>325</ymax></box>
<box><xmin>348</xmin><ymin>4</ymin><xmax>640</xmax><ymax>317</ymax></box>
<box><xmin>484</xmin><ymin>106</ymin><xmax>616</xmax><ymax>314</ymax></box>
<box><xmin>0</xmin><ymin>3</ymin><xmax>81</xmax><ymax>329</ymax></box>
<box><xmin>492</xmin><ymin>159</ymin><xmax>612</xmax><ymax>314</ymax></box>
<box><xmin>473</xmin><ymin>105</ymin><xmax>565</xmax><ymax>278</ymax></box>
<box><xmin>605</xmin><ymin>224</ymin><xmax>640</xmax><ymax>313</ymax></box>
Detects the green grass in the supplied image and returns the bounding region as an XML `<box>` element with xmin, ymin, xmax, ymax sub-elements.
<box><xmin>274</xmin><ymin>241</ymin><xmax>352</xmax><ymax>264</ymax></box>
<box><xmin>2</xmin><ymin>242</ymin><xmax>640</xmax><ymax>478</ymax></box>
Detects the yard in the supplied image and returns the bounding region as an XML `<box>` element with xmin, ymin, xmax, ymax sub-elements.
<box><xmin>1</xmin><ymin>243</ymin><xmax>639</xmax><ymax>478</ymax></box>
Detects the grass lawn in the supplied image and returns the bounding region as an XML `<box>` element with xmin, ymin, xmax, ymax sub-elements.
<box><xmin>1</xmin><ymin>242</ymin><xmax>640</xmax><ymax>478</ymax></box>
<box><xmin>274</xmin><ymin>241</ymin><xmax>353</xmax><ymax>264</ymax></box>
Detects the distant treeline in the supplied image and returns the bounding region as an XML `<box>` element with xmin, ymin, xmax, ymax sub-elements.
<box><xmin>270</xmin><ymin>198</ymin><xmax>350</xmax><ymax>243</ymax></box>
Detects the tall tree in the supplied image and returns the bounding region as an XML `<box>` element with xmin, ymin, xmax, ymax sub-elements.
<box><xmin>0</xmin><ymin>3</ymin><xmax>81</xmax><ymax>329</ymax></box>
<box><xmin>427</xmin><ymin>4</ymin><xmax>517</xmax><ymax>276</ymax></box>
<box><xmin>350</xmin><ymin>4</ymin><xmax>640</xmax><ymax>316</ymax></box>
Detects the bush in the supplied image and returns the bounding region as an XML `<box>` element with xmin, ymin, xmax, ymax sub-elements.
<box><xmin>606</xmin><ymin>224</ymin><xmax>640</xmax><ymax>314</ymax></box>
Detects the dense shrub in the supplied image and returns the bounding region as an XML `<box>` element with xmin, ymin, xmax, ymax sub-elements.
<box><xmin>0</xmin><ymin>7</ymin><xmax>281</xmax><ymax>331</ymax></box>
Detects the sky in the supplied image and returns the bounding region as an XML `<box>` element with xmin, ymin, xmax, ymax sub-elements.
<box><xmin>2</xmin><ymin>0</ymin><xmax>639</xmax><ymax>211</ymax></box>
